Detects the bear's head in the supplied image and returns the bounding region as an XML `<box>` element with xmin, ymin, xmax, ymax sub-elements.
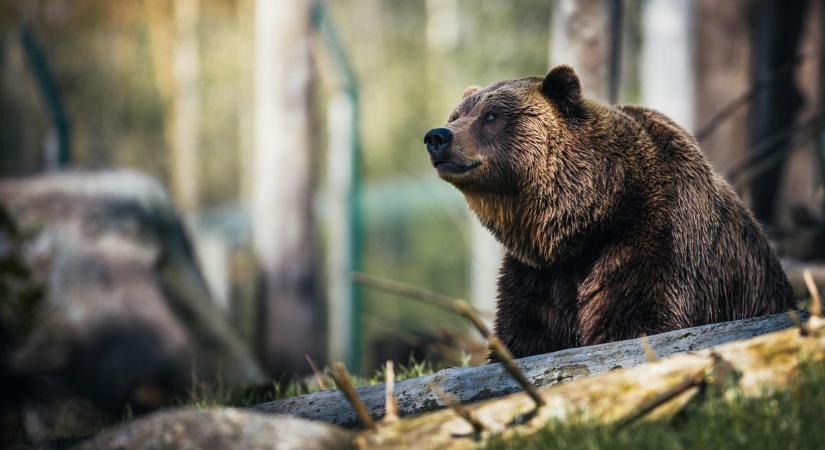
<box><xmin>423</xmin><ymin>65</ymin><xmax>635</xmax><ymax>267</ymax></box>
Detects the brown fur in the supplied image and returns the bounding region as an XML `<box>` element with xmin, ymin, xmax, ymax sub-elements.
<box><xmin>426</xmin><ymin>65</ymin><xmax>795</xmax><ymax>358</ymax></box>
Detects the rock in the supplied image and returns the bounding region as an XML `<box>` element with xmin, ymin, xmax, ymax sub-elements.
<box><xmin>0</xmin><ymin>170</ymin><xmax>264</xmax><ymax>414</ymax></box>
<box><xmin>74</xmin><ymin>408</ymin><xmax>354</xmax><ymax>450</ymax></box>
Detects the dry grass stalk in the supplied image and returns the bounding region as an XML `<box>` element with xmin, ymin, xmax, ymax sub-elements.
<box><xmin>355</xmin><ymin>272</ymin><xmax>544</xmax><ymax>409</ymax></box>
<box><xmin>353</xmin><ymin>272</ymin><xmax>460</xmax><ymax>311</ymax></box>
<box><xmin>384</xmin><ymin>361</ymin><xmax>399</xmax><ymax>423</ymax></box>
<box><xmin>803</xmin><ymin>268</ymin><xmax>823</xmax><ymax>318</ymax></box>
<box><xmin>614</xmin><ymin>369</ymin><xmax>706</xmax><ymax>430</ymax></box>
<box><xmin>305</xmin><ymin>354</ymin><xmax>327</xmax><ymax>390</ymax></box>
<box><xmin>452</xmin><ymin>299</ymin><xmax>493</xmax><ymax>338</ymax></box>
<box><xmin>331</xmin><ymin>361</ymin><xmax>375</xmax><ymax>430</ymax></box>
<box><xmin>428</xmin><ymin>380</ymin><xmax>486</xmax><ymax>435</ymax></box>
<box><xmin>641</xmin><ymin>336</ymin><xmax>658</xmax><ymax>363</ymax></box>
<box><xmin>489</xmin><ymin>336</ymin><xmax>546</xmax><ymax>408</ymax></box>
<box><xmin>353</xmin><ymin>272</ymin><xmax>494</xmax><ymax>319</ymax></box>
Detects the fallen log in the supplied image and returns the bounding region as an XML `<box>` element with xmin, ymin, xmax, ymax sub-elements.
<box><xmin>358</xmin><ymin>315</ymin><xmax>825</xmax><ymax>449</ymax></box>
<box><xmin>253</xmin><ymin>311</ymin><xmax>802</xmax><ymax>425</ymax></box>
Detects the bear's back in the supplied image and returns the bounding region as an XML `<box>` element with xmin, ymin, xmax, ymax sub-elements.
<box><xmin>617</xmin><ymin>104</ymin><xmax>794</xmax><ymax>324</ymax></box>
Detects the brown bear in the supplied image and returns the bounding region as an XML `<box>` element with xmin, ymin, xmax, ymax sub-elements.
<box><xmin>423</xmin><ymin>65</ymin><xmax>795</xmax><ymax>358</ymax></box>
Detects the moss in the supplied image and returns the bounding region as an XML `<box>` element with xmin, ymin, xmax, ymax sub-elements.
<box><xmin>485</xmin><ymin>362</ymin><xmax>825</xmax><ymax>450</ymax></box>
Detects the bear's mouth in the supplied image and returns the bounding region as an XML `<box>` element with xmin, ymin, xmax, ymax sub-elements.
<box><xmin>433</xmin><ymin>160</ymin><xmax>481</xmax><ymax>175</ymax></box>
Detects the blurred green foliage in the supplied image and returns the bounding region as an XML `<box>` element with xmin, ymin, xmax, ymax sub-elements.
<box><xmin>0</xmin><ymin>0</ymin><xmax>555</xmax><ymax>372</ymax></box>
<box><xmin>330</xmin><ymin>0</ymin><xmax>552</xmax><ymax>180</ymax></box>
<box><xmin>184</xmin><ymin>354</ymin><xmax>448</xmax><ymax>408</ymax></box>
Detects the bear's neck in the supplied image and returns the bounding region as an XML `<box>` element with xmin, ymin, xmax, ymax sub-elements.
<box><xmin>464</xmin><ymin>187</ymin><xmax>649</xmax><ymax>269</ymax></box>
<box><xmin>465</xmin><ymin>192</ymin><xmax>564</xmax><ymax>267</ymax></box>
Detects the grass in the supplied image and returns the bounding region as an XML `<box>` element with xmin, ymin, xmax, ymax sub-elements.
<box><xmin>183</xmin><ymin>354</ymin><xmax>444</xmax><ymax>408</ymax></box>
<box><xmin>0</xmin><ymin>356</ymin><xmax>445</xmax><ymax>446</ymax></box>
<box><xmin>485</xmin><ymin>362</ymin><xmax>825</xmax><ymax>450</ymax></box>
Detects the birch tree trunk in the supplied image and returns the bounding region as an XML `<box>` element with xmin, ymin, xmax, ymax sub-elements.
<box><xmin>171</xmin><ymin>0</ymin><xmax>200</xmax><ymax>216</ymax></box>
<box><xmin>640</xmin><ymin>0</ymin><xmax>695</xmax><ymax>132</ymax></box>
<box><xmin>253</xmin><ymin>0</ymin><xmax>319</xmax><ymax>376</ymax></box>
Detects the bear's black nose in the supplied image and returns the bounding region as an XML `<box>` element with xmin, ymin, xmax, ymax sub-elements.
<box><xmin>423</xmin><ymin>127</ymin><xmax>453</xmax><ymax>158</ymax></box>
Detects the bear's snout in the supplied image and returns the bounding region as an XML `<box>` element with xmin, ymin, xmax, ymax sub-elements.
<box><xmin>423</xmin><ymin>127</ymin><xmax>453</xmax><ymax>159</ymax></box>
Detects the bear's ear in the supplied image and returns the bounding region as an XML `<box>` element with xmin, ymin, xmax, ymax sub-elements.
<box><xmin>462</xmin><ymin>85</ymin><xmax>481</xmax><ymax>99</ymax></box>
<box><xmin>541</xmin><ymin>65</ymin><xmax>585</xmax><ymax>117</ymax></box>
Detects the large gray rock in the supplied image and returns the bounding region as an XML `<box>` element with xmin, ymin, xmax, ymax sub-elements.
<box><xmin>75</xmin><ymin>408</ymin><xmax>354</xmax><ymax>450</ymax></box>
<box><xmin>0</xmin><ymin>170</ymin><xmax>264</xmax><ymax>413</ymax></box>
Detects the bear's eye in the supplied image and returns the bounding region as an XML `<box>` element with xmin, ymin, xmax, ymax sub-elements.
<box><xmin>483</xmin><ymin>112</ymin><xmax>497</xmax><ymax>122</ymax></box>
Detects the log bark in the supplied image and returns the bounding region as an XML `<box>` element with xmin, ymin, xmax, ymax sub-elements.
<box><xmin>358</xmin><ymin>315</ymin><xmax>825</xmax><ymax>449</ymax></box>
<box><xmin>253</xmin><ymin>312</ymin><xmax>801</xmax><ymax>426</ymax></box>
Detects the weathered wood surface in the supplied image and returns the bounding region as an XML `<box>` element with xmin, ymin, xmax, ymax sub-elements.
<box><xmin>360</xmin><ymin>315</ymin><xmax>825</xmax><ymax>450</ymax></box>
<box><xmin>253</xmin><ymin>312</ymin><xmax>801</xmax><ymax>426</ymax></box>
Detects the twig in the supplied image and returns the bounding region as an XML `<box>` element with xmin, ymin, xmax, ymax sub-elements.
<box><xmin>384</xmin><ymin>361</ymin><xmax>398</xmax><ymax>422</ymax></box>
<box><xmin>362</xmin><ymin>315</ymin><xmax>424</xmax><ymax>347</ymax></box>
<box><xmin>355</xmin><ymin>273</ymin><xmax>543</xmax><ymax>409</ymax></box>
<box><xmin>452</xmin><ymin>299</ymin><xmax>493</xmax><ymax>338</ymax></box>
<box><xmin>428</xmin><ymin>380</ymin><xmax>486</xmax><ymax>435</ymax></box>
<box><xmin>353</xmin><ymin>272</ymin><xmax>495</xmax><ymax>319</ymax></box>
<box><xmin>489</xmin><ymin>336</ymin><xmax>545</xmax><ymax>408</ymax></box>
<box><xmin>331</xmin><ymin>361</ymin><xmax>375</xmax><ymax>430</ymax></box>
<box><xmin>354</xmin><ymin>272</ymin><xmax>459</xmax><ymax>309</ymax></box>
<box><xmin>305</xmin><ymin>354</ymin><xmax>327</xmax><ymax>390</ymax></box>
<box><xmin>803</xmin><ymin>269</ymin><xmax>823</xmax><ymax>318</ymax></box>
<box><xmin>614</xmin><ymin>369</ymin><xmax>706</xmax><ymax>430</ymax></box>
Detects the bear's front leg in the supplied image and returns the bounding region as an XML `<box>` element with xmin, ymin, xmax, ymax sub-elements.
<box><xmin>493</xmin><ymin>254</ymin><xmax>581</xmax><ymax>358</ymax></box>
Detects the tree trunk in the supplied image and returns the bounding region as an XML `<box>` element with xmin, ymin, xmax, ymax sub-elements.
<box><xmin>640</xmin><ymin>0</ymin><xmax>695</xmax><ymax>131</ymax></box>
<box><xmin>253</xmin><ymin>0</ymin><xmax>319</xmax><ymax>376</ymax></box>
<box><xmin>749</xmin><ymin>0</ymin><xmax>810</xmax><ymax>225</ymax></box>
<box><xmin>771</xmin><ymin>0</ymin><xmax>822</xmax><ymax>230</ymax></box>
<box><xmin>170</xmin><ymin>0</ymin><xmax>200</xmax><ymax>216</ymax></box>
<box><xmin>549</xmin><ymin>0</ymin><xmax>613</xmax><ymax>103</ymax></box>
<box><xmin>694</xmin><ymin>0</ymin><xmax>753</xmax><ymax>173</ymax></box>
